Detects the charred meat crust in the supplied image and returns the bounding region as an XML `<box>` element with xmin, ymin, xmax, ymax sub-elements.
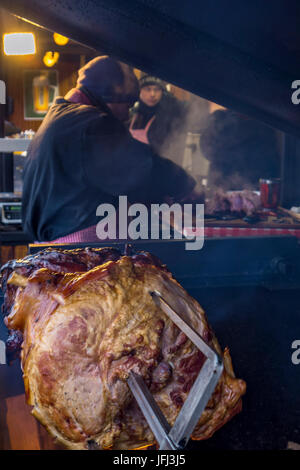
<box><xmin>0</xmin><ymin>247</ymin><xmax>246</xmax><ymax>449</ymax></box>
<box><xmin>0</xmin><ymin>247</ymin><xmax>167</xmax><ymax>361</ymax></box>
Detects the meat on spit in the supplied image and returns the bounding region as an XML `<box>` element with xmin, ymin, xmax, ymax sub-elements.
<box><xmin>0</xmin><ymin>247</ymin><xmax>246</xmax><ymax>450</ymax></box>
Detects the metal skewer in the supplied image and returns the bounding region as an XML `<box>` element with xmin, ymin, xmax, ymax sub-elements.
<box><xmin>127</xmin><ymin>291</ymin><xmax>223</xmax><ymax>450</ymax></box>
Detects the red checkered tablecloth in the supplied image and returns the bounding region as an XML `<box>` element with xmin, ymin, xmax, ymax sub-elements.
<box><xmin>34</xmin><ymin>224</ymin><xmax>300</xmax><ymax>244</ymax></box>
<box><xmin>184</xmin><ymin>226</ymin><xmax>300</xmax><ymax>238</ymax></box>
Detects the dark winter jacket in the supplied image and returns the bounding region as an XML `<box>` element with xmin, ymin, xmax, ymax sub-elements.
<box><xmin>22</xmin><ymin>97</ymin><xmax>195</xmax><ymax>241</ymax></box>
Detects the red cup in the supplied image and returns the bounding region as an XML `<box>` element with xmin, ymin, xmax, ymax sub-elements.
<box><xmin>259</xmin><ymin>178</ymin><xmax>281</xmax><ymax>209</ymax></box>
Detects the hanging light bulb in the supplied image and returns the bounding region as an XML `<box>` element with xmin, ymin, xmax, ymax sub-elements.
<box><xmin>3</xmin><ymin>32</ymin><xmax>36</xmax><ymax>55</ymax></box>
<box><xmin>43</xmin><ymin>51</ymin><xmax>60</xmax><ymax>67</ymax></box>
<box><xmin>53</xmin><ymin>32</ymin><xmax>69</xmax><ymax>46</ymax></box>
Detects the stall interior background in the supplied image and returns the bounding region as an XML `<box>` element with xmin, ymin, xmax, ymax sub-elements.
<box><xmin>1</xmin><ymin>8</ymin><xmax>286</xmax><ymax>201</ymax></box>
<box><xmin>1</xmin><ymin>6</ymin><xmax>300</xmax><ymax>452</ymax></box>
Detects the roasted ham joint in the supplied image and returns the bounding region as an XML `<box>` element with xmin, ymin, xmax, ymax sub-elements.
<box><xmin>0</xmin><ymin>247</ymin><xmax>246</xmax><ymax>450</ymax></box>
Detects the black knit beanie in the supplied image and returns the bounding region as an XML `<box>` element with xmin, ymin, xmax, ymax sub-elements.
<box><xmin>76</xmin><ymin>56</ymin><xmax>125</xmax><ymax>103</ymax></box>
<box><xmin>139</xmin><ymin>75</ymin><xmax>166</xmax><ymax>91</ymax></box>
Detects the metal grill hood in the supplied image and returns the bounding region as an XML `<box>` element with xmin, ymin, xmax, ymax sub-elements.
<box><xmin>2</xmin><ymin>0</ymin><xmax>300</xmax><ymax>136</ymax></box>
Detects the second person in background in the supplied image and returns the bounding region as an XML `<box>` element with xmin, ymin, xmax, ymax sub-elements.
<box><xmin>129</xmin><ymin>75</ymin><xmax>189</xmax><ymax>167</ymax></box>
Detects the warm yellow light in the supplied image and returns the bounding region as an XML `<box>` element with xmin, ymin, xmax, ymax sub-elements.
<box><xmin>43</xmin><ymin>51</ymin><xmax>60</xmax><ymax>67</ymax></box>
<box><xmin>3</xmin><ymin>33</ymin><xmax>36</xmax><ymax>55</ymax></box>
<box><xmin>53</xmin><ymin>32</ymin><xmax>69</xmax><ymax>46</ymax></box>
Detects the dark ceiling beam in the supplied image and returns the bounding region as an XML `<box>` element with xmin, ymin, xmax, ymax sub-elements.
<box><xmin>1</xmin><ymin>0</ymin><xmax>300</xmax><ymax>136</ymax></box>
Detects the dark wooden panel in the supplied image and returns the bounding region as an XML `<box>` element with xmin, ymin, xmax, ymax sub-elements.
<box><xmin>4</xmin><ymin>394</ymin><xmax>40</xmax><ymax>450</ymax></box>
<box><xmin>13</xmin><ymin>245</ymin><xmax>28</xmax><ymax>260</ymax></box>
<box><xmin>0</xmin><ymin>393</ymin><xmax>63</xmax><ymax>450</ymax></box>
<box><xmin>3</xmin><ymin>56</ymin><xmax>80</xmax><ymax>133</ymax></box>
<box><xmin>0</xmin><ymin>245</ymin><xmax>14</xmax><ymax>265</ymax></box>
<box><xmin>0</xmin><ymin>244</ymin><xmax>28</xmax><ymax>266</ymax></box>
<box><xmin>0</xmin><ymin>9</ymin><xmax>81</xmax><ymax>133</ymax></box>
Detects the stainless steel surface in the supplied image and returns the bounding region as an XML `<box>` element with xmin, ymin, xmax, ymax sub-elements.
<box><xmin>169</xmin><ymin>355</ymin><xmax>223</xmax><ymax>448</ymax></box>
<box><xmin>151</xmin><ymin>291</ymin><xmax>219</xmax><ymax>363</ymax></box>
<box><xmin>0</xmin><ymin>138</ymin><xmax>30</xmax><ymax>153</ymax></box>
<box><xmin>0</xmin><ymin>340</ymin><xmax>6</xmax><ymax>365</ymax></box>
<box><xmin>127</xmin><ymin>371</ymin><xmax>176</xmax><ymax>450</ymax></box>
<box><xmin>0</xmin><ymin>81</ymin><xmax>5</xmax><ymax>105</ymax></box>
<box><xmin>151</xmin><ymin>291</ymin><xmax>223</xmax><ymax>448</ymax></box>
<box><xmin>127</xmin><ymin>291</ymin><xmax>223</xmax><ymax>450</ymax></box>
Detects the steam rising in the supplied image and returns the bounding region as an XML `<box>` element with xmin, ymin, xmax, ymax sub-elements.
<box><xmin>153</xmin><ymin>95</ymin><xmax>281</xmax><ymax>193</ymax></box>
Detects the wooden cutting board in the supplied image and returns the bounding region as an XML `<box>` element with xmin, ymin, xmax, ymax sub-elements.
<box><xmin>0</xmin><ymin>394</ymin><xmax>62</xmax><ymax>450</ymax></box>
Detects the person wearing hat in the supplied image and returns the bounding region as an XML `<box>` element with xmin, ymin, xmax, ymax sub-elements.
<box><xmin>129</xmin><ymin>75</ymin><xmax>189</xmax><ymax>166</ymax></box>
<box><xmin>22</xmin><ymin>57</ymin><xmax>195</xmax><ymax>242</ymax></box>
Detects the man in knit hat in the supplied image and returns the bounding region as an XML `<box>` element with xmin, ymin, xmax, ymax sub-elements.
<box><xmin>129</xmin><ymin>74</ymin><xmax>189</xmax><ymax>167</ymax></box>
<box><xmin>22</xmin><ymin>56</ymin><xmax>195</xmax><ymax>242</ymax></box>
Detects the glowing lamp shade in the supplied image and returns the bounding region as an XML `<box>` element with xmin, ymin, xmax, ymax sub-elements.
<box><xmin>53</xmin><ymin>33</ymin><xmax>69</xmax><ymax>46</ymax></box>
<box><xmin>43</xmin><ymin>51</ymin><xmax>60</xmax><ymax>67</ymax></box>
<box><xmin>3</xmin><ymin>33</ymin><xmax>36</xmax><ymax>55</ymax></box>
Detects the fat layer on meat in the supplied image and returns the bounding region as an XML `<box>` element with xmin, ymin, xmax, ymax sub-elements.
<box><xmin>1</xmin><ymin>248</ymin><xmax>246</xmax><ymax>450</ymax></box>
